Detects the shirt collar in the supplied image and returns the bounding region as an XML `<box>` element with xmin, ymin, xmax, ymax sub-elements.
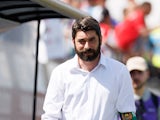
<box><xmin>99</xmin><ymin>53</ymin><xmax>107</xmax><ymax>68</ymax></box>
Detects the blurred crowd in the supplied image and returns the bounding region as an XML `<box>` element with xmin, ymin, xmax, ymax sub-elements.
<box><xmin>39</xmin><ymin>0</ymin><xmax>160</xmax><ymax>81</ymax></box>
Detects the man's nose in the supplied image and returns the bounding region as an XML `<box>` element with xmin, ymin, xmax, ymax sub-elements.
<box><xmin>84</xmin><ymin>41</ymin><xmax>90</xmax><ymax>49</ymax></box>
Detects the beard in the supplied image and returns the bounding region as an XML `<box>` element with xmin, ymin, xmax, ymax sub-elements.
<box><xmin>133</xmin><ymin>78</ymin><xmax>146</xmax><ymax>90</ymax></box>
<box><xmin>75</xmin><ymin>43</ymin><xmax>101</xmax><ymax>62</ymax></box>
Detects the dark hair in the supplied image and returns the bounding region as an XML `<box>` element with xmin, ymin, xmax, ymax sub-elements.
<box><xmin>100</xmin><ymin>7</ymin><xmax>110</xmax><ymax>23</ymax></box>
<box><xmin>72</xmin><ymin>16</ymin><xmax>101</xmax><ymax>40</ymax></box>
<box><xmin>102</xmin><ymin>8</ymin><xmax>110</xmax><ymax>18</ymax></box>
<box><xmin>141</xmin><ymin>2</ymin><xmax>151</xmax><ymax>15</ymax></box>
<box><xmin>141</xmin><ymin>1</ymin><xmax>151</xmax><ymax>7</ymax></box>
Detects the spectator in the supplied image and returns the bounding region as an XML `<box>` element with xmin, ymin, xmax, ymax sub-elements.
<box><xmin>122</xmin><ymin>0</ymin><xmax>138</xmax><ymax>20</ymax></box>
<box><xmin>81</xmin><ymin>0</ymin><xmax>107</xmax><ymax>22</ymax></box>
<box><xmin>99</xmin><ymin>7</ymin><xmax>119</xmax><ymax>58</ymax></box>
<box><xmin>100</xmin><ymin>7</ymin><xmax>116</xmax><ymax>41</ymax></box>
<box><xmin>126</xmin><ymin>56</ymin><xmax>160</xmax><ymax>120</ymax></box>
<box><xmin>114</xmin><ymin>2</ymin><xmax>152</xmax><ymax>63</ymax></box>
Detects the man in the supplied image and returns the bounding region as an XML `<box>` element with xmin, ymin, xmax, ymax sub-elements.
<box><xmin>126</xmin><ymin>56</ymin><xmax>160</xmax><ymax>120</ymax></box>
<box><xmin>41</xmin><ymin>16</ymin><xmax>136</xmax><ymax>120</ymax></box>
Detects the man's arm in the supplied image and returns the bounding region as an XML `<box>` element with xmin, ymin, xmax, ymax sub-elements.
<box><xmin>41</xmin><ymin>68</ymin><xmax>64</xmax><ymax>120</ymax></box>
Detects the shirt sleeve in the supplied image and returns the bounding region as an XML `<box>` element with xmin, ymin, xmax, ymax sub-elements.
<box><xmin>41</xmin><ymin>67</ymin><xmax>65</xmax><ymax>120</ymax></box>
<box><xmin>116</xmin><ymin>65</ymin><xmax>136</xmax><ymax>113</ymax></box>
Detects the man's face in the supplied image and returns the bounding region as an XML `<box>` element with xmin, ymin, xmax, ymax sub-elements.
<box><xmin>73</xmin><ymin>30</ymin><xmax>101</xmax><ymax>62</ymax></box>
<box><xmin>130</xmin><ymin>70</ymin><xmax>149</xmax><ymax>90</ymax></box>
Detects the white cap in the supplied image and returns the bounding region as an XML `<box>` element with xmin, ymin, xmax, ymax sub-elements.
<box><xmin>126</xmin><ymin>56</ymin><xmax>148</xmax><ymax>72</ymax></box>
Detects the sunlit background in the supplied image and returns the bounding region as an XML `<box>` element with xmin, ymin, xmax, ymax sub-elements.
<box><xmin>0</xmin><ymin>0</ymin><xmax>160</xmax><ymax>120</ymax></box>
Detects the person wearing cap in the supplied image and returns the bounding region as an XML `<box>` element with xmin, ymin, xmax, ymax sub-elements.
<box><xmin>126</xmin><ymin>56</ymin><xmax>160</xmax><ymax>120</ymax></box>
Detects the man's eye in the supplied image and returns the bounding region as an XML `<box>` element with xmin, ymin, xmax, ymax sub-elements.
<box><xmin>79</xmin><ymin>40</ymin><xmax>85</xmax><ymax>44</ymax></box>
<box><xmin>89</xmin><ymin>38</ymin><xmax>96</xmax><ymax>43</ymax></box>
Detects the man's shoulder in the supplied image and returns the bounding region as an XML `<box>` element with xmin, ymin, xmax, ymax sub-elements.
<box><xmin>105</xmin><ymin>56</ymin><xmax>125</xmax><ymax>67</ymax></box>
<box><xmin>102</xmin><ymin>56</ymin><xmax>127</xmax><ymax>71</ymax></box>
<box><xmin>54</xmin><ymin>57</ymin><xmax>76</xmax><ymax>70</ymax></box>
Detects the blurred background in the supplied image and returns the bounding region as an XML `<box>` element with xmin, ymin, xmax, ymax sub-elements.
<box><xmin>0</xmin><ymin>0</ymin><xmax>160</xmax><ymax>120</ymax></box>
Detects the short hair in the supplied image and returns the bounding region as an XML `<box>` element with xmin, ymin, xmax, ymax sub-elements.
<box><xmin>141</xmin><ymin>1</ymin><xmax>151</xmax><ymax>7</ymax></box>
<box><xmin>141</xmin><ymin>1</ymin><xmax>152</xmax><ymax>15</ymax></box>
<box><xmin>102</xmin><ymin>8</ymin><xmax>110</xmax><ymax>18</ymax></box>
<box><xmin>100</xmin><ymin>7</ymin><xmax>110</xmax><ymax>23</ymax></box>
<box><xmin>72</xmin><ymin>16</ymin><xmax>101</xmax><ymax>40</ymax></box>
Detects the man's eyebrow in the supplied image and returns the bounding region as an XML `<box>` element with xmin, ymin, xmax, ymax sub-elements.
<box><xmin>77</xmin><ymin>36</ymin><xmax>95</xmax><ymax>41</ymax></box>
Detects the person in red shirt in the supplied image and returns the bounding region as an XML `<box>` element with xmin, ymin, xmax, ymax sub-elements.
<box><xmin>100</xmin><ymin>8</ymin><xmax>114</xmax><ymax>42</ymax></box>
<box><xmin>114</xmin><ymin>2</ymin><xmax>152</xmax><ymax>62</ymax></box>
<box><xmin>116</xmin><ymin>2</ymin><xmax>151</xmax><ymax>51</ymax></box>
<box><xmin>99</xmin><ymin>7</ymin><xmax>118</xmax><ymax>57</ymax></box>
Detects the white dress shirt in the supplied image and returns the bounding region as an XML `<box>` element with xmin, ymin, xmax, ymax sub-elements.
<box><xmin>42</xmin><ymin>54</ymin><xmax>136</xmax><ymax>120</ymax></box>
